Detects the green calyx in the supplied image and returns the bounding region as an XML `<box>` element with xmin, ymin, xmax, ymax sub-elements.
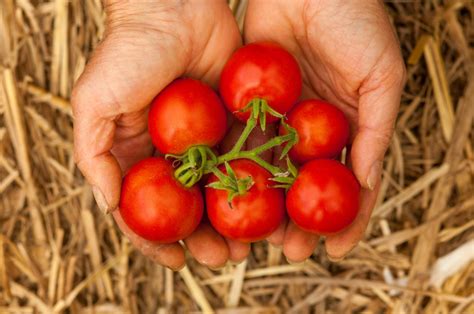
<box><xmin>166</xmin><ymin>146</ymin><xmax>217</xmax><ymax>188</ymax></box>
<box><xmin>168</xmin><ymin>98</ymin><xmax>300</xmax><ymax>196</ymax></box>
<box><xmin>270</xmin><ymin>157</ymin><xmax>299</xmax><ymax>190</ymax></box>
<box><xmin>279</xmin><ymin>119</ymin><xmax>299</xmax><ymax>160</ymax></box>
<box><xmin>241</xmin><ymin>98</ymin><xmax>284</xmax><ymax>132</ymax></box>
<box><xmin>206</xmin><ymin>162</ymin><xmax>254</xmax><ymax>205</ymax></box>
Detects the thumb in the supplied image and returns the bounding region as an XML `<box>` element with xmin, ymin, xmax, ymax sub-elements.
<box><xmin>72</xmin><ymin>31</ymin><xmax>185</xmax><ymax>213</ymax></box>
<box><xmin>351</xmin><ymin>62</ymin><xmax>406</xmax><ymax>190</ymax></box>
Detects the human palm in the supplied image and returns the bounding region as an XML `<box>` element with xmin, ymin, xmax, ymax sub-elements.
<box><xmin>245</xmin><ymin>0</ymin><xmax>406</xmax><ymax>259</ymax></box>
<box><xmin>73</xmin><ymin>0</ymin><xmax>406</xmax><ymax>268</ymax></box>
<box><xmin>73</xmin><ymin>1</ymin><xmax>244</xmax><ymax>269</ymax></box>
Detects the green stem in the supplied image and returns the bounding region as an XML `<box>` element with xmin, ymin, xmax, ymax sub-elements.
<box><xmin>211</xmin><ymin>152</ymin><xmax>280</xmax><ymax>176</ymax></box>
<box><xmin>214</xmin><ymin>130</ymin><xmax>295</xmax><ymax>176</ymax></box>
<box><xmin>247</xmin><ymin>133</ymin><xmax>293</xmax><ymax>156</ymax></box>
<box><xmin>227</xmin><ymin>117</ymin><xmax>256</xmax><ymax>156</ymax></box>
<box><xmin>238</xmin><ymin>153</ymin><xmax>282</xmax><ymax>175</ymax></box>
<box><xmin>171</xmin><ymin>99</ymin><xmax>297</xmax><ymax>189</ymax></box>
<box><xmin>179</xmin><ymin>170</ymin><xmax>195</xmax><ymax>187</ymax></box>
<box><xmin>221</xmin><ymin>99</ymin><xmax>259</xmax><ymax>159</ymax></box>
<box><xmin>210</xmin><ymin>167</ymin><xmax>231</xmax><ymax>184</ymax></box>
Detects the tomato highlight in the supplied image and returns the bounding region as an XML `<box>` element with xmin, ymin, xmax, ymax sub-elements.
<box><xmin>119</xmin><ymin>157</ymin><xmax>204</xmax><ymax>243</ymax></box>
<box><xmin>206</xmin><ymin>159</ymin><xmax>286</xmax><ymax>242</ymax></box>
<box><xmin>148</xmin><ymin>78</ymin><xmax>227</xmax><ymax>155</ymax></box>
<box><xmin>286</xmin><ymin>159</ymin><xmax>360</xmax><ymax>235</ymax></box>
<box><xmin>219</xmin><ymin>42</ymin><xmax>302</xmax><ymax>123</ymax></box>
<box><xmin>281</xmin><ymin>99</ymin><xmax>350</xmax><ymax>164</ymax></box>
<box><xmin>119</xmin><ymin>41</ymin><xmax>361</xmax><ymax>259</ymax></box>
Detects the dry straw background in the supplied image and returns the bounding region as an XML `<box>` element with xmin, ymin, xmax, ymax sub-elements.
<box><xmin>0</xmin><ymin>0</ymin><xmax>473</xmax><ymax>313</ymax></box>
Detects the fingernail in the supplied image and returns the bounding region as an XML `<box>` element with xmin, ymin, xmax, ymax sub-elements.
<box><xmin>92</xmin><ymin>186</ymin><xmax>112</xmax><ymax>214</ymax></box>
<box><xmin>229</xmin><ymin>258</ymin><xmax>247</xmax><ymax>266</ymax></box>
<box><xmin>269</xmin><ymin>242</ymin><xmax>282</xmax><ymax>249</ymax></box>
<box><xmin>208</xmin><ymin>264</ymin><xmax>226</xmax><ymax>271</ymax></box>
<box><xmin>367</xmin><ymin>160</ymin><xmax>383</xmax><ymax>190</ymax></box>
<box><xmin>171</xmin><ymin>264</ymin><xmax>186</xmax><ymax>272</ymax></box>
<box><xmin>286</xmin><ymin>257</ymin><xmax>305</xmax><ymax>265</ymax></box>
<box><xmin>327</xmin><ymin>244</ymin><xmax>357</xmax><ymax>262</ymax></box>
<box><xmin>327</xmin><ymin>254</ymin><xmax>345</xmax><ymax>262</ymax></box>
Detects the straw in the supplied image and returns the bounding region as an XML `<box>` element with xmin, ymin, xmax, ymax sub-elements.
<box><xmin>0</xmin><ymin>0</ymin><xmax>473</xmax><ymax>312</ymax></box>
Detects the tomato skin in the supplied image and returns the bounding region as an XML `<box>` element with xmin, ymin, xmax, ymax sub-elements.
<box><xmin>286</xmin><ymin>159</ymin><xmax>360</xmax><ymax>235</ymax></box>
<box><xmin>219</xmin><ymin>42</ymin><xmax>302</xmax><ymax>123</ymax></box>
<box><xmin>119</xmin><ymin>157</ymin><xmax>203</xmax><ymax>243</ymax></box>
<box><xmin>206</xmin><ymin>159</ymin><xmax>285</xmax><ymax>242</ymax></box>
<box><xmin>148</xmin><ymin>78</ymin><xmax>227</xmax><ymax>155</ymax></box>
<box><xmin>281</xmin><ymin>99</ymin><xmax>350</xmax><ymax>164</ymax></box>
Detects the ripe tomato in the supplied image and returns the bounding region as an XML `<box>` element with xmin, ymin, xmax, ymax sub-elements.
<box><xmin>206</xmin><ymin>159</ymin><xmax>285</xmax><ymax>242</ymax></box>
<box><xmin>119</xmin><ymin>157</ymin><xmax>203</xmax><ymax>243</ymax></box>
<box><xmin>148</xmin><ymin>78</ymin><xmax>227</xmax><ymax>155</ymax></box>
<box><xmin>281</xmin><ymin>99</ymin><xmax>350</xmax><ymax>164</ymax></box>
<box><xmin>286</xmin><ymin>159</ymin><xmax>360</xmax><ymax>235</ymax></box>
<box><xmin>219</xmin><ymin>42</ymin><xmax>302</xmax><ymax>123</ymax></box>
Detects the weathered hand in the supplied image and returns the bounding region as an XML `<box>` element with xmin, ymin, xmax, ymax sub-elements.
<box><xmin>244</xmin><ymin>0</ymin><xmax>406</xmax><ymax>261</ymax></box>
<box><xmin>72</xmin><ymin>0</ymin><xmax>244</xmax><ymax>270</ymax></box>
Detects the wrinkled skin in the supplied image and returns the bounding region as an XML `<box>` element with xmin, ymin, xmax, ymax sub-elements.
<box><xmin>244</xmin><ymin>0</ymin><xmax>406</xmax><ymax>261</ymax></box>
<box><xmin>72</xmin><ymin>0</ymin><xmax>406</xmax><ymax>269</ymax></box>
<box><xmin>73</xmin><ymin>0</ymin><xmax>242</xmax><ymax>270</ymax></box>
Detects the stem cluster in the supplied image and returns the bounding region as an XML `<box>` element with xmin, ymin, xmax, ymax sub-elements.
<box><xmin>166</xmin><ymin>98</ymin><xmax>299</xmax><ymax>194</ymax></box>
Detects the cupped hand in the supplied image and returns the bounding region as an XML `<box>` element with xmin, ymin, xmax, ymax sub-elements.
<box><xmin>72</xmin><ymin>0</ymin><xmax>245</xmax><ymax>270</ymax></box>
<box><xmin>244</xmin><ymin>0</ymin><xmax>406</xmax><ymax>261</ymax></box>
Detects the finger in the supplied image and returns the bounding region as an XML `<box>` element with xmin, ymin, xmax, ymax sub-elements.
<box><xmin>111</xmin><ymin>110</ymin><xmax>153</xmax><ymax>173</ymax></box>
<box><xmin>225</xmin><ymin>238</ymin><xmax>251</xmax><ymax>263</ymax></box>
<box><xmin>246</xmin><ymin>124</ymin><xmax>276</xmax><ymax>162</ymax></box>
<box><xmin>266</xmin><ymin>217</ymin><xmax>288</xmax><ymax>247</ymax></box>
<box><xmin>219</xmin><ymin>121</ymin><xmax>247</xmax><ymax>154</ymax></box>
<box><xmin>184</xmin><ymin>223</ymin><xmax>229</xmax><ymax>269</ymax></box>
<box><xmin>325</xmin><ymin>182</ymin><xmax>380</xmax><ymax>260</ymax></box>
<box><xmin>72</xmin><ymin>35</ymin><xmax>184</xmax><ymax>214</ymax></box>
<box><xmin>112</xmin><ymin>211</ymin><xmax>185</xmax><ymax>270</ymax></box>
<box><xmin>183</xmin><ymin>0</ymin><xmax>241</xmax><ymax>88</ymax></box>
<box><xmin>351</xmin><ymin>53</ymin><xmax>406</xmax><ymax>190</ymax></box>
<box><xmin>283</xmin><ymin>221</ymin><xmax>319</xmax><ymax>263</ymax></box>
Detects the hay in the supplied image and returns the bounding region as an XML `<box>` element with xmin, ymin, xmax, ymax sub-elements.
<box><xmin>0</xmin><ymin>0</ymin><xmax>473</xmax><ymax>313</ymax></box>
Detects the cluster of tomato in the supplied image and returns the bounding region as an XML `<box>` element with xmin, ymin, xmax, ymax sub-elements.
<box><xmin>119</xmin><ymin>42</ymin><xmax>360</xmax><ymax>247</ymax></box>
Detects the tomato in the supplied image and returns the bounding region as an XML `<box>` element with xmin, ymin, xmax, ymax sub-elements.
<box><xmin>281</xmin><ymin>99</ymin><xmax>350</xmax><ymax>164</ymax></box>
<box><xmin>119</xmin><ymin>157</ymin><xmax>203</xmax><ymax>243</ymax></box>
<box><xmin>286</xmin><ymin>159</ymin><xmax>360</xmax><ymax>235</ymax></box>
<box><xmin>219</xmin><ymin>42</ymin><xmax>302</xmax><ymax>123</ymax></box>
<box><xmin>205</xmin><ymin>159</ymin><xmax>285</xmax><ymax>242</ymax></box>
<box><xmin>148</xmin><ymin>78</ymin><xmax>227</xmax><ymax>155</ymax></box>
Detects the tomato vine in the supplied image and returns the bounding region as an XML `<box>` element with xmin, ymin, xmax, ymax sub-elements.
<box><xmin>166</xmin><ymin>99</ymin><xmax>299</xmax><ymax>191</ymax></box>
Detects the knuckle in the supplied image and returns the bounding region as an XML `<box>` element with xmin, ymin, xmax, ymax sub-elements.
<box><xmin>73</xmin><ymin>153</ymin><xmax>89</xmax><ymax>177</ymax></box>
<box><xmin>71</xmin><ymin>79</ymin><xmax>91</xmax><ymax>119</ymax></box>
<box><xmin>376</xmin><ymin>127</ymin><xmax>394</xmax><ymax>149</ymax></box>
<box><xmin>394</xmin><ymin>59</ymin><xmax>407</xmax><ymax>86</ymax></box>
<box><xmin>362</xmin><ymin>124</ymin><xmax>394</xmax><ymax>150</ymax></box>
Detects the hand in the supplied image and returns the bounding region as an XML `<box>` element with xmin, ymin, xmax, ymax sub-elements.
<box><xmin>72</xmin><ymin>0</ymin><xmax>245</xmax><ymax>270</ymax></box>
<box><xmin>244</xmin><ymin>0</ymin><xmax>406</xmax><ymax>261</ymax></box>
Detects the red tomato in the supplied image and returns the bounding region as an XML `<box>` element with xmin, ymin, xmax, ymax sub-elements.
<box><xmin>119</xmin><ymin>157</ymin><xmax>203</xmax><ymax>243</ymax></box>
<box><xmin>281</xmin><ymin>99</ymin><xmax>350</xmax><ymax>164</ymax></box>
<box><xmin>148</xmin><ymin>78</ymin><xmax>227</xmax><ymax>155</ymax></box>
<box><xmin>219</xmin><ymin>42</ymin><xmax>302</xmax><ymax>123</ymax></box>
<box><xmin>206</xmin><ymin>159</ymin><xmax>285</xmax><ymax>242</ymax></box>
<box><xmin>286</xmin><ymin>159</ymin><xmax>360</xmax><ymax>235</ymax></box>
